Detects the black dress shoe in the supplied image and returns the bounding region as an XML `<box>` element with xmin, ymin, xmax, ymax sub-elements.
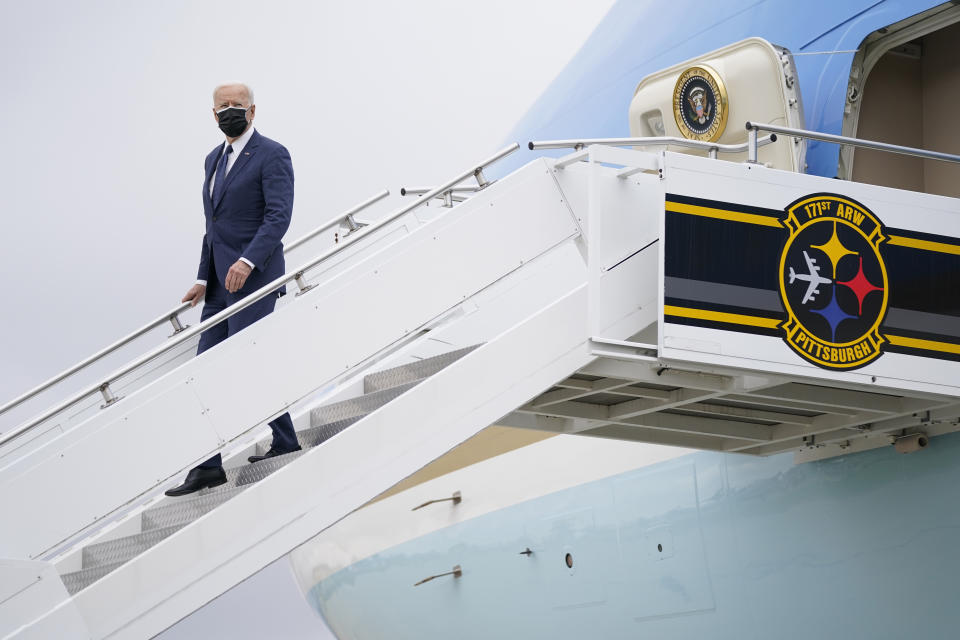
<box><xmin>248</xmin><ymin>445</ymin><xmax>302</xmax><ymax>464</ymax></box>
<box><xmin>165</xmin><ymin>466</ymin><xmax>228</xmax><ymax>497</ymax></box>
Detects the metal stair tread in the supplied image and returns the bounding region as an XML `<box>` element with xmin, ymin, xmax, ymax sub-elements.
<box><xmin>309</xmin><ymin>380</ymin><xmax>419</xmax><ymax>426</ymax></box>
<box><xmin>297</xmin><ymin>415</ymin><xmax>365</xmax><ymax>448</ymax></box>
<box><xmin>142</xmin><ymin>485</ymin><xmax>247</xmax><ymax>531</ymax></box>
<box><xmin>362</xmin><ymin>344</ymin><xmax>480</xmax><ymax>393</ymax></box>
<box><xmin>204</xmin><ymin>430</ymin><xmax>336</xmax><ymax>493</ymax></box>
<box><xmin>234</xmin><ymin>449</ymin><xmax>307</xmax><ymax>486</ymax></box>
<box><xmin>253</xmin><ymin>415</ymin><xmax>365</xmax><ymax>456</ymax></box>
<box><xmin>82</xmin><ymin>524</ymin><xmax>185</xmax><ymax>569</ymax></box>
<box><xmin>62</xmin><ymin>561</ymin><xmax>127</xmax><ymax>596</ymax></box>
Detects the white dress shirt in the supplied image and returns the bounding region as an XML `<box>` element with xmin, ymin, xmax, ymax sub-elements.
<box><xmin>197</xmin><ymin>125</ymin><xmax>256</xmax><ymax>286</ymax></box>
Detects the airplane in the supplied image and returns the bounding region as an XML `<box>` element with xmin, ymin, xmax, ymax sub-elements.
<box><xmin>788</xmin><ymin>250</ymin><xmax>832</xmax><ymax>304</ymax></box>
<box><xmin>2</xmin><ymin>1</ymin><xmax>959</xmax><ymax>639</ymax></box>
<box><xmin>287</xmin><ymin>2</ymin><xmax>960</xmax><ymax>638</ymax></box>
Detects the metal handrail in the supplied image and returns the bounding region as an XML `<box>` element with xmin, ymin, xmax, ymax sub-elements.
<box><xmin>0</xmin><ymin>190</ymin><xmax>391</xmax><ymax>422</ymax></box>
<box><xmin>745</xmin><ymin>121</ymin><xmax>960</xmax><ymax>165</ymax></box>
<box><xmin>399</xmin><ymin>186</ymin><xmax>480</xmax><ymax>196</ymax></box>
<box><xmin>0</xmin><ymin>302</ymin><xmax>192</xmax><ymax>419</ymax></box>
<box><xmin>400</xmin><ymin>185</ymin><xmax>479</xmax><ymax>208</ymax></box>
<box><xmin>528</xmin><ymin>134</ymin><xmax>777</xmax><ymax>159</ymax></box>
<box><xmin>0</xmin><ymin>143</ymin><xmax>519</xmax><ymax>447</ymax></box>
<box><xmin>399</xmin><ymin>162</ymin><xmax>495</xmax><ymax>207</ymax></box>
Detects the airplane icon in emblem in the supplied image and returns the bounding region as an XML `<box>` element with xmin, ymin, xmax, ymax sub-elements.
<box><xmin>788</xmin><ymin>250</ymin><xmax>832</xmax><ymax>304</ymax></box>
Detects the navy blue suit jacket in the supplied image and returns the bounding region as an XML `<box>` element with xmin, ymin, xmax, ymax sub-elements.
<box><xmin>198</xmin><ymin>130</ymin><xmax>293</xmax><ymax>294</ymax></box>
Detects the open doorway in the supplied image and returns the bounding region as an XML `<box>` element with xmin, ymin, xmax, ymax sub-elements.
<box><xmin>841</xmin><ymin>4</ymin><xmax>960</xmax><ymax>197</ymax></box>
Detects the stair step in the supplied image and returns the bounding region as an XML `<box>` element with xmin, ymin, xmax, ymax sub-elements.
<box><xmin>298</xmin><ymin>415</ymin><xmax>365</xmax><ymax>448</ymax></box>
<box><xmin>197</xmin><ymin>449</ymin><xmax>306</xmax><ymax>494</ymax></box>
<box><xmin>205</xmin><ymin>417</ymin><xmax>363</xmax><ymax>496</ymax></box>
<box><xmin>62</xmin><ymin>561</ymin><xmax>126</xmax><ymax>596</ymax></box>
<box><xmin>142</xmin><ymin>485</ymin><xmax>247</xmax><ymax>531</ymax></box>
<box><xmin>309</xmin><ymin>381</ymin><xmax>417</xmax><ymax>427</ymax></box>
<box><xmin>363</xmin><ymin>344</ymin><xmax>480</xmax><ymax>393</ymax></box>
<box><xmin>234</xmin><ymin>449</ymin><xmax>307</xmax><ymax>486</ymax></box>
<box><xmin>253</xmin><ymin>415</ymin><xmax>365</xmax><ymax>456</ymax></box>
<box><xmin>82</xmin><ymin>525</ymin><xmax>184</xmax><ymax>569</ymax></box>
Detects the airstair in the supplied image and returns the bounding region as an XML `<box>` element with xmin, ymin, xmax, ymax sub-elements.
<box><xmin>2</xmin><ymin>127</ymin><xmax>959</xmax><ymax>638</ymax></box>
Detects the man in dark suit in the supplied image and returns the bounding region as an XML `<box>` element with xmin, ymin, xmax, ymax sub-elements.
<box><xmin>166</xmin><ymin>83</ymin><xmax>301</xmax><ymax>497</ymax></box>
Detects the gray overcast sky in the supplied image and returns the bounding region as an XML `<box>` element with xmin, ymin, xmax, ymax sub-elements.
<box><xmin>0</xmin><ymin>0</ymin><xmax>613</xmax><ymax>637</ymax></box>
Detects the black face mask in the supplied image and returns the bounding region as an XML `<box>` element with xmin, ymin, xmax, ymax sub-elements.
<box><xmin>216</xmin><ymin>107</ymin><xmax>249</xmax><ymax>137</ymax></box>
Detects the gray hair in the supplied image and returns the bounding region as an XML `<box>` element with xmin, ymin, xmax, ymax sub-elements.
<box><xmin>212</xmin><ymin>83</ymin><xmax>255</xmax><ymax>106</ymax></box>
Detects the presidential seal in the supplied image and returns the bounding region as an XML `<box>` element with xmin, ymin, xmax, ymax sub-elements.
<box><xmin>778</xmin><ymin>194</ymin><xmax>889</xmax><ymax>370</ymax></box>
<box><xmin>673</xmin><ymin>65</ymin><xmax>728</xmax><ymax>142</ymax></box>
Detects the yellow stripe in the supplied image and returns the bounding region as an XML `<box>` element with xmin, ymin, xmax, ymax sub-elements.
<box><xmin>665</xmin><ymin>201</ymin><xmax>960</xmax><ymax>254</ymax></box>
<box><xmin>664</xmin><ymin>305</ymin><xmax>781</xmax><ymax>329</ymax></box>
<box><xmin>887</xmin><ymin>334</ymin><xmax>960</xmax><ymax>356</ymax></box>
<box><xmin>665</xmin><ymin>308</ymin><xmax>960</xmax><ymax>355</ymax></box>
<box><xmin>887</xmin><ymin>235</ymin><xmax>960</xmax><ymax>255</ymax></box>
<box><xmin>665</xmin><ymin>200</ymin><xmax>783</xmax><ymax>228</ymax></box>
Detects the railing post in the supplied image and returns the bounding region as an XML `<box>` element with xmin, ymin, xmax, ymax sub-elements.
<box><xmin>474</xmin><ymin>167</ymin><xmax>490</xmax><ymax>189</ymax></box>
<box><xmin>294</xmin><ymin>271</ymin><xmax>316</xmax><ymax>297</ymax></box>
<box><xmin>168</xmin><ymin>313</ymin><xmax>188</xmax><ymax>337</ymax></box>
<box><xmin>344</xmin><ymin>214</ymin><xmax>360</xmax><ymax>233</ymax></box>
<box><xmin>99</xmin><ymin>382</ymin><xmax>121</xmax><ymax>409</ymax></box>
<box><xmin>746</xmin><ymin>123</ymin><xmax>759</xmax><ymax>164</ymax></box>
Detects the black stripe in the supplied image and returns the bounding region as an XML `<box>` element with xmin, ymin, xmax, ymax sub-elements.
<box><xmin>665</xmin><ymin>193</ymin><xmax>784</xmax><ymax>219</ymax></box>
<box><xmin>665</xmin><ymin>211</ymin><xmax>785</xmax><ymax>290</ymax></box>
<box><xmin>883</xmin><ymin>244</ymin><xmax>960</xmax><ymax>318</ymax></box>
<box><xmin>886</xmin><ymin>343</ymin><xmax>960</xmax><ymax>363</ymax></box>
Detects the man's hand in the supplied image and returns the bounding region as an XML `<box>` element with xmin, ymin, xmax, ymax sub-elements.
<box><xmin>225</xmin><ymin>260</ymin><xmax>253</xmax><ymax>293</ymax></box>
<box><xmin>182</xmin><ymin>283</ymin><xmax>207</xmax><ymax>307</ymax></box>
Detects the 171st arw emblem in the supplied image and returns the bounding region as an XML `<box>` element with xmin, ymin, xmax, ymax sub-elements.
<box><xmin>779</xmin><ymin>194</ymin><xmax>889</xmax><ymax>370</ymax></box>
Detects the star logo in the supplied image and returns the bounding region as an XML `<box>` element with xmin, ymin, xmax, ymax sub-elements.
<box><xmin>778</xmin><ymin>194</ymin><xmax>889</xmax><ymax>370</ymax></box>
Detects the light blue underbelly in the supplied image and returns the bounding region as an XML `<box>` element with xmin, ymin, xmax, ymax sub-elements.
<box><xmin>307</xmin><ymin>431</ymin><xmax>960</xmax><ymax>639</ymax></box>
